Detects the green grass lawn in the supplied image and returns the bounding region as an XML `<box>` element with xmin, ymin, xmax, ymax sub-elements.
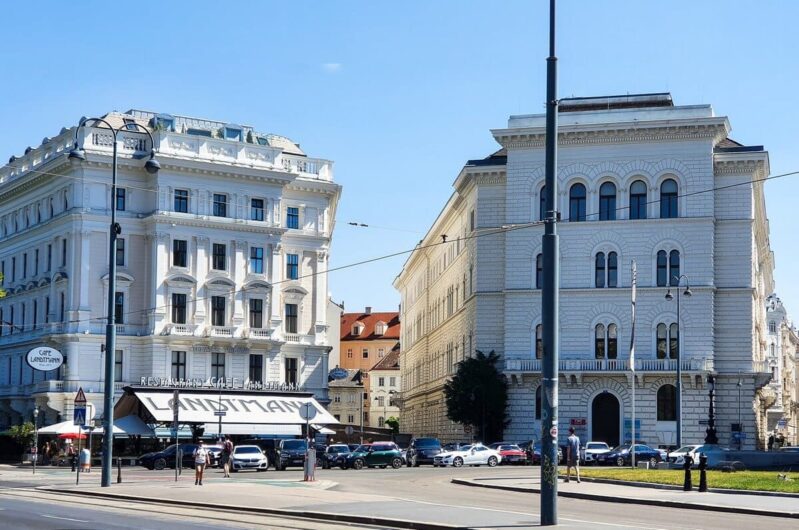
<box><xmin>567</xmin><ymin>467</ymin><xmax>799</xmax><ymax>493</ymax></box>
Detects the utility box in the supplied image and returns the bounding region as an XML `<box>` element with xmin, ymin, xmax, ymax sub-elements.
<box><xmin>636</xmin><ymin>462</ymin><xmax>650</xmax><ymax>470</ymax></box>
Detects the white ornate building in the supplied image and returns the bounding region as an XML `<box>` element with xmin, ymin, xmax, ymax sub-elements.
<box><xmin>765</xmin><ymin>294</ymin><xmax>799</xmax><ymax>445</ymax></box>
<box><xmin>0</xmin><ymin>110</ymin><xmax>340</xmax><ymax>428</ymax></box>
<box><xmin>395</xmin><ymin>94</ymin><xmax>775</xmax><ymax>450</ymax></box>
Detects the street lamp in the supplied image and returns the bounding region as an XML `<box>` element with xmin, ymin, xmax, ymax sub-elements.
<box><xmin>665</xmin><ymin>274</ymin><xmax>691</xmax><ymax>449</ymax></box>
<box><xmin>69</xmin><ymin>117</ymin><xmax>159</xmax><ymax>487</ymax></box>
<box><xmin>705</xmin><ymin>375</ymin><xmax>719</xmax><ymax>444</ymax></box>
<box><xmin>32</xmin><ymin>406</ymin><xmax>39</xmax><ymax>475</ymax></box>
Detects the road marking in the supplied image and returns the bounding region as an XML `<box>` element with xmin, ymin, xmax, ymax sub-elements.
<box><xmin>41</xmin><ymin>514</ymin><xmax>90</xmax><ymax>523</ymax></box>
<box><xmin>390</xmin><ymin>496</ymin><xmax>537</xmax><ymax>518</ymax></box>
<box><xmin>560</xmin><ymin>517</ymin><xmax>671</xmax><ymax>530</ymax></box>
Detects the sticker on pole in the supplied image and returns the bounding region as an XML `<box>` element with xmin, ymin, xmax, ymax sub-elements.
<box><xmin>549</xmin><ymin>426</ymin><xmax>558</xmax><ymax>438</ymax></box>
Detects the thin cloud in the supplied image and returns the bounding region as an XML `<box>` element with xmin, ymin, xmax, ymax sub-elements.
<box><xmin>322</xmin><ymin>63</ymin><xmax>342</xmax><ymax>74</ymax></box>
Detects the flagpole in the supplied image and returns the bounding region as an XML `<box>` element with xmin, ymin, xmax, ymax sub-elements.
<box><xmin>630</xmin><ymin>260</ymin><xmax>637</xmax><ymax>469</ymax></box>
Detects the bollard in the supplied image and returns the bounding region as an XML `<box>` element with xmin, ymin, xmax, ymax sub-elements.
<box><xmin>682</xmin><ymin>455</ymin><xmax>693</xmax><ymax>491</ymax></box>
<box><xmin>71</xmin><ymin>454</ymin><xmax>76</xmax><ymax>472</ymax></box>
<box><xmin>698</xmin><ymin>453</ymin><xmax>708</xmax><ymax>492</ymax></box>
<box><xmin>117</xmin><ymin>456</ymin><xmax>122</xmax><ymax>484</ymax></box>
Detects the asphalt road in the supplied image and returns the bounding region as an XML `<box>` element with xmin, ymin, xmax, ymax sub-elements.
<box><xmin>1</xmin><ymin>464</ymin><xmax>796</xmax><ymax>529</ymax></box>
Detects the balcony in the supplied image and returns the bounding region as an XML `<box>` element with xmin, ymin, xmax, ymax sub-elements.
<box><xmin>207</xmin><ymin>326</ymin><xmax>235</xmax><ymax>338</ymax></box>
<box><xmin>283</xmin><ymin>333</ymin><xmax>313</xmax><ymax>345</ymax></box>
<box><xmin>281</xmin><ymin>154</ymin><xmax>333</xmax><ymax>181</ymax></box>
<box><xmin>244</xmin><ymin>328</ymin><xmax>272</xmax><ymax>340</ymax></box>
<box><xmin>163</xmin><ymin>324</ymin><xmax>197</xmax><ymax>336</ymax></box>
<box><xmin>504</xmin><ymin>357</ymin><xmax>714</xmax><ymax>374</ymax></box>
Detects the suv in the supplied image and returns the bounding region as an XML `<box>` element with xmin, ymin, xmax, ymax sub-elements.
<box><xmin>580</xmin><ymin>441</ymin><xmax>610</xmax><ymax>465</ymax></box>
<box><xmin>275</xmin><ymin>439</ymin><xmax>308</xmax><ymax>470</ymax></box>
<box><xmin>406</xmin><ymin>437</ymin><xmax>442</xmax><ymax>467</ymax></box>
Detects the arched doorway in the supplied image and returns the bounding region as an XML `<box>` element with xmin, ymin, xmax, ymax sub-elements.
<box><xmin>592</xmin><ymin>392</ymin><xmax>620</xmax><ymax>446</ymax></box>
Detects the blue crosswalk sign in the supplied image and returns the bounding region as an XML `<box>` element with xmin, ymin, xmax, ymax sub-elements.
<box><xmin>73</xmin><ymin>406</ymin><xmax>86</xmax><ymax>427</ymax></box>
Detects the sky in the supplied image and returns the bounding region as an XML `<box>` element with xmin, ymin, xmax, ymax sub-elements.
<box><xmin>1</xmin><ymin>1</ymin><xmax>798</xmax><ymax>317</ymax></box>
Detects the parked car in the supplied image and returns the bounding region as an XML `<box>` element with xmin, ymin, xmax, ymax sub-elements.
<box><xmin>596</xmin><ymin>444</ymin><xmax>662</xmax><ymax>467</ymax></box>
<box><xmin>342</xmin><ymin>442</ymin><xmax>404</xmax><ymax>470</ymax></box>
<box><xmin>670</xmin><ymin>445</ymin><xmax>719</xmax><ymax>467</ymax></box>
<box><xmin>488</xmin><ymin>443</ymin><xmax>528</xmax><ymax>465</ymax></box>
<box><xmin>138</xmin><ymin>443</ymin><xmax>216</xmax><ymax>470</ymax></box>
<box><xmin>580</xmin><ymin>441</ymin><xmax>610</xmax><ymax>465</ymax></box>
<box><xmin>518</xmin><ymin>440</ymin><xmax>537</xmax><ymax>464</ymax></box>
<box><xmin>529</xmin><ymin>441</ymin><xmax>562</xmax><ymax>465</ymax></box>
<box><xmin>443</xmin><ymin>442</ymin><xmax>472</xmax><ymax>452</ymax></box>
<box><xmin>433</xmin><ymin>443</ymin><xmax>501</xmax><ymax>468</ymax></box>
<box><xmin>406</xmin><ymin>437</ymin><xmax>443</xmax><ymax>467</ymax></box>
<box><xmin>230</xmin><ymin>445</ymin><xmax>269</xmax><ymax>472</ymax></box>
<box><xmin>275</xmin><ymin>439</ymin><xmax>308</xmax><ymax>470</ymax></box>
<box><xmin>240</xmin><ymin>438</ymin><xmax>279</xmax><ymax>466</ymax></box>
<box><xmin>320</xmin><ymin>444</ymin><xmax>351</xmax><ymax>469</ymax></box>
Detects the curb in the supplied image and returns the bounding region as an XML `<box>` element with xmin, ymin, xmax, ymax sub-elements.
<box><xmin>38</xmin><ymin>486</ymin><xmax>464</xmax><ymax>530</ymax></box>
<box><xmin>450</xmin><ymin>478</ymin><xmax>799</xmax><ymax>520</ymax></box>
<box><xmin>573</xmin><ymin>476</ymin><xmax>799</xmax><ymax>498</ymax></box>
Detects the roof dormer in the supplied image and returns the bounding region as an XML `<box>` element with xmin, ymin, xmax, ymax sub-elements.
<box><xmin>374</xmin><ymin>320</ymin><xmax>387</xmax><ymax>336</ymax></box>
<box><xmin>352</xmin><ymin>321</ymin><xmax>365</xmax><ymax>336</ymax></box>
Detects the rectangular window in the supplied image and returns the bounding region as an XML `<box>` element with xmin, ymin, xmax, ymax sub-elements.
<box><xmin>114</xmin><ymin>350</ymin><xmax>123</xmax><ymax>381</ymax></box>
<box><xmin>60</xmin><ymin>293</ymin><xmax>65</xmax><ymax>322</ymax></box>
<box><xmin>21</xmin><ymin>303</ymin><xmax>26</xmax><ymax>330</ymax></box>
<box><xmin>47</xmin><ymin>244</ymin><xmax>52</xmax><ymax>272</ymax></box>
<box><xmin>114</xmin><ymin>292</ymin><xmax>124</xmax><ymax>324</ymax></box>
<box><xmin>347</xmin><ymin>415</ymin><xmax>354</xmax><ymax>424</ymax></box>
<box><xmin>34</xmin><ymin>249</ymin><xmax>39</xmax><ymax>276</ymax></box>
<box><xmin>45</xmin><ymin>297</ymin><xmax>49</xmax><ymax>323</ymax></box>
<box><xmin>389</xmin><ymin>376</ymin><xmax>396</xmax><ymax>387</ymax></box>
<box><xmin>61</xmin><ymin>238</ymin><xmax>67</xmax><ymax>266</ymax></box>
<box><xmin>116</xmin><ymin>238</ymin><xmax>125</xmax><ymax>266</ymax></box>
<box><xmin>11</xmin><ymin>257</ymin><xmax>15</xmax><ymax>282</ymax></box>
<box><xmin>212</xmin><ymin>243</ymin><xmax>226</xmax><ymax>270</ymax></box>
<box><xmin>116</xmin><ymin>188</ymin><xmax>126</xmax><ymax>211</ymax></box>
<box><xmin>347</xmin><ymin>348</ymin><xmax>353</xmax><ymax>358</ymax></box>
<box><xmin>377</xmin><ymin>396</ymin><xmax>385</xmax><ymax>407</ymax></box>
<box><xmin>378</xmin><ymin>348</ymin><xmax>385</xmax><ymax>358</ymax></box>
<box><xmin>174</xmin><ymin>189</ymin><xmax>189</xmax><ymax>213</ymax></box>
<box><xmin>211</xmin><ymin>296</ymin><xmax>225</xmax><ymax>326</ymax></box>
<box><xmin>9</xmin><ymin>306</ymin><xmax>14</xmax><ymax>334</ymax></box>
<box><xmin>285</xmin><ymin>357</ymin><xmax>298</xmax><ymax>385</ymax></box>
<box><xmin>171</xmin><ymin>351</ymin><xmax>186</xmax><ymax>380</ymax></box>
<box><xmin>251</xmin><ymin>198</ymin><xmax>264</xmax><ymax>221</ymax></box>
<box><xmin>378</xmin><ymin>377</ymin><xmax>385</xmax><ymax>387</ymax></box>
<box><xmin>249</xmin><ymin>299</ymin><xmax>263</xmax><ymax>329</ymax></box>
<box><xmin>286</xmin><ymin>207</ymin><xmax>299</xmax><ymax>229</ymax></box>
<box><xmin>22</xmin><ymin>254</ymin><xmax>27</xmax><ymax>279</ymax></box>
<box><xmin>250</xmin><ymin>247</ymin><xmax>264</xmax><ymax>274</ymax></box>
<box><xmin>173</xmin><ymin>240</ymin><xmax>187</xmax><ymax>268</ymax></box>
<box><xmin>249</xmin><ymin>354</ymin><xmax>263</xmax><ymax>383</ymax></box>
<box><xmin>172</xmin><ymin>293</ymin><xmax>187</xmax><ymax>324</ymax></box>
<box><xmin>32</xmin><ymin>300</ymin><xmax>38</xmax><ymax>328</ymax></box>
<box><xmin>285</xmin><ymin>303</ymin><xmax>298</xmax><ymax>333</ymax></box>
<box><xmin>362</xmin><ymin>348</ymin><xmax>368</xmax><ymax>359</ymax></box>
<box><xmin>470</xmin><ymin>209</ymin><xmax>475</xmax><ymax>231</ymax></box>
<box><xmin>286</xmin><ymin>254</ymin><xmax>299</xmax><ymax>280</ymax></box>
<box><xmin>213</xmin><ymin>194</ymin><xmax>227</xmax><ymax>217</ymax></box>
<box><xmin>0</xmin><ymin>308</ymin><xmax>3</xmax><ymax>337</ymax></box>
<box><xmin>211</xmin><ymin>352</ymin><xmax>225</xmax><ymax>380</ymax></box>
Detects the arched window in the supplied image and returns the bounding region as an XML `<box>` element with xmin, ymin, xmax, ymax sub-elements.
<box><xmin>535</xmin><ymin>324</ymin><xmax>543</xmax><ymax>359</ymax></box>
<box><xmin>595</xmin><ymin>324</ymin><xmax>606</xmax><ymax>359</ymax></box>
<box><xmin>669</xmin><ymin>250</ymin><xmax>680</xmax><ymax>286</ymax></box>
<box><xmin>599</xmin><ymin>182</ymin><xmax>617</xmax><ymax>221</ymax></box>
<box><xmin>535</xmin><ymin>386</ymin><xmax>542</xmax><ymax>420</ymax></box>
<box><xmin>595</xmin><ymin>252</ymin><xmax>606</xmax><ymax>288</ymax></box>
<box><xmin>660</xmin><ymin>179</ymin><xmax>678</xmax><ymax>218</ymax></box>
<box><xmin>569</xmin><ymin>183</ymin><xmax>586</xmax><ymax>222</ymax></box>
<box><xmin>669</xmin><ymin>323</ymin><xmax>679</xmax><ymax>359</ymax></box>
<box><xmin>656</xmin><ymin>323</ymin><xmax>668</xmax><ymax>359</ymax></box>
<box><xmin>656</xmin><ymin>250</ymin><xmax>668</xmax><ymax>287</ymax></box>
<box><xmin>657</xmin><ymin>384</ymin><xmax>677</xmax><ymax>421</ymax></box>
<box><xmin>539</xmin><ymin>186</ymin><xmax>547</xmax><ymax>221</ymax></box>
<box><xmin>607</xmin><ymin>252</ymin><xmax>618</xmax><ymax>288</ymax></box>
<box><xmin>629</xmin><ymin>180</ymin><xmax>647</xmax><ymax>220</ymax></box>
<box><xmin>535</xmin><ymin>253</ymin><xmax>543</xmax><ymax>289</ymax></box>
<box><xmin>607</xmin><ymin>323</ymin><xmax>618</xmax><ymax>359</ymax></box>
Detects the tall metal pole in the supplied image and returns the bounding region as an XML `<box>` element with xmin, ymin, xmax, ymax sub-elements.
<box><xmin>675</xmin><ymin>286</ymin><xmax>682</xmax><ymax>449</ymax></box>
<box><xmin>540</xmin><ymin>0</ymin><xmax>560</xmax><ymax>525</ymax></box>
<box><xmin>102</xmin><ymin>135</ymin><xmax>119</xmax><ymax>488</ymax></box>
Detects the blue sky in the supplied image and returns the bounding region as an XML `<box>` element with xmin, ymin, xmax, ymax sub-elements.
<box><xmin>2</xmin><ymin>1</ymin><xmax>798</xmax><ymax>318</ymax></box>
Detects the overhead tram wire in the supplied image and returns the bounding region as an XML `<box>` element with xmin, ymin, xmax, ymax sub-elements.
<box><xmin>1</xmin><ymin>165</ymin><xmax>798</xmax><ymax>333</ymax></box>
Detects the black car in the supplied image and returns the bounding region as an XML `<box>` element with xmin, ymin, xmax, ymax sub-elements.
<box><xmin>443</xmin><ymin>442</ymin><xmax>472</xmax><ymax>452</ymax></box>
<box><xmin>275</xmin><ymin>439</ymin><xmax>308</xmax><ymax>470</ymax></box>
<box><xmin>138</xmin><ymin>443</ymin><xmax>217</xmax><ymax>470</ymax></box>
<box><xmin>596</xmin><ymin>444</ymin><xmax>662</xmax><ymax>467</ymax></box>
<box><xmin>406</xmin><ymin>437</ymin><xmax>442</xmax><ymax>467</ymax></box>
<box><xmin>320</xmin><ymin>444</ymin><xmax>351</xmax><ymax>469</ymax></box>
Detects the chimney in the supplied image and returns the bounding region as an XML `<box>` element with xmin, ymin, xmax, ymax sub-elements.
<box><xmin>365</xmin><ymin>306</ymin><xmax>372</xmax><ymax>315</ymax></box>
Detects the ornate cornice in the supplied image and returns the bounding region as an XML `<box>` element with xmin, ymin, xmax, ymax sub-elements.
<box><xmin>146</xmin><ymin>213</ymin><xmax>288</xmax><ymax>236</ymax></box>
<box><xmin>713</xmin><ymin>158</ymin><xmax>767</xmax><ymax>179</ymax></box>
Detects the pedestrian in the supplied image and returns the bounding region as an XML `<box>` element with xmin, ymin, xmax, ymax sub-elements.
<box><xmin>221</xmin><ymin>436</ymin><xmax>234</xmax><ymax>478</ymax></box>
<box><xmin>565</xmin><ymin>427</ymin><xmax>581</xmax><ymax>483</ymax></box>
<box><xmin>767</xmin><ymin>432</ymin><xmax>775</xmax><ymax>451</ymax></box>
<box><xmin>193</xmin><ymin>440</ymin><xmax>210</xmax><ymax>486</ymax></box>
<box><xmin>42</xmin><ymin>441</ymin><xmax>51</xmax><ymax>465</ymax></box>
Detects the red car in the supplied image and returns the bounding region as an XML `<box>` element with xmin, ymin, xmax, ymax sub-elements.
<box><xmin>489</xmin><ymin>443</ymin><xmax>528</xmax><ymax>465</ymax></box>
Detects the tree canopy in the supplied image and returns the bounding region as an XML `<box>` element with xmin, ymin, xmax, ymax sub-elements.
<box><xmin>443</xmin><ymin>350</ymin><xmax>508</xmax><ymax>443</ymax></box>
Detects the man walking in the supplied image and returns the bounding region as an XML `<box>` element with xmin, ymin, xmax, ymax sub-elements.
<box><xmin>565</xmin><ymin>426</ymin><xmax>581</xmax><ymax>483</ymax></box>
<box><xmin>193</xmin><ymin>440</ymin><xmax>210</xmax><ymax>486</ymax></box>
<box><xmin>221</xmin><ymin>436</ymin><xmax>234</xmax><ymax>478</ymax></box>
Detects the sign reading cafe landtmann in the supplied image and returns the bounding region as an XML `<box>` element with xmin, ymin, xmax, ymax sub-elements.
<box><xmin>138</xmin><ymin>377</ymin><xmax>303</xmax><ymax>392</ymax></box>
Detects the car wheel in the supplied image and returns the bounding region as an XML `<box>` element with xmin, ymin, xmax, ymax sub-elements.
<box><xmin>616</xmin><ymin>457</ymin><xmax>625</xmax><ymax>467</ymax></box>
<box><xmin>649</xmin><ymin>457</ymin><xmax>658</xmax><ymax>467</ymax></box>
<box><xmin>353</xmin><ymin>459</ymin><xmax>364</xmax><ymax>470</ymax></box>
<box><xmin>451</xmin><ymin>457</ymin><xmax>463</xmax><ymax>467</ymax></box>
<box><xmin>391</xmin><ymin>458</ymin><xmax>402</xmax><ymax>469</ymax></box>
<box><xmin>488</xmin><ymin>456</ymin><xmax>498</xmax><ymax>467</ymax></box>
<box><xmin>154</xmin><ymin>458</ymin><xmax>166</xmax><ymax>471</ymax></box>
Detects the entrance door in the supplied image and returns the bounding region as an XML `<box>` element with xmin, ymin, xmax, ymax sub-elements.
<box><xmin>592</xmin><ymin>392</ymin><xmax>620</xmax><ymax>447</ymax></box>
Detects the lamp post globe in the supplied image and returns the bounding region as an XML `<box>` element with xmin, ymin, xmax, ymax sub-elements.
<box><xmin>144</xmin><ymin>151</ymin><xmax>160</xmax><ymax>174</ymax></box>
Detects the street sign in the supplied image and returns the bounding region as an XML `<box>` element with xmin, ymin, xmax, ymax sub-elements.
<box><xmin>344</xmin><ymin>426</ymin><xmax>354</xmax><ymax>436</ymax></box>
<box><xmin>299</xmin><ymin>403</ymin><xmax>317</xmax><ymax>421</ymax></box>
<box><xmin>778</xmin><ymin>419</ymin><xmax>787</xmax><ymax>428</ymax></box>
<box><xmin>213</xmin><ymin>411</ymin><xmax>227</xmax><ymax>417</ymax></box>
<box><xmin>73</xmin><ymin>407</ymin><xmax>86</xmax><ymax>426</ymax></box>
<box><xmin>329</xmin><ymin>367</ymin><xmax>349</xmax><ymax>380</ymax></box>
<box><xmin>26</xmin><ymin>347</ymin><xmax>64</xmax><ymax>371</ymax></box>
<box><xmin>74</xmin><ymin>387</ymin><xmax>87</xmax><ymax>405</ymax></box>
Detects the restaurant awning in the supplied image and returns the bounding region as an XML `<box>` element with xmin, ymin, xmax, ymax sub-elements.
<box><xmin>202</xmin><ymin>423</ymin><xmax>302</xmax><ymax>436</ymax></box>
<box><xmin>115</xmin><ymin>386</ymin><xmax>339</xmax><ymax>426</ymax></box>
<box><xmin>37</xmin><ymin>415</ymin><xmax>154</xmax><ymax>437</ymax></box>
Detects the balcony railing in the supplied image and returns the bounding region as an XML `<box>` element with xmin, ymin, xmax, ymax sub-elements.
<box><xmin>207</xmin><ymin>326</ymin><xmax>235</xmax><ymax>338</ymax></box>
<box><xmin>164</xmin><ymin>324</ymin><xmax>197</xmax><ymax>336</ymax></box>
<box><xmin>281</xmin><ymin>155</ymin><xmax>332</xmax><ymax>180</ymax></box>
<box><xmin>753</xmin><ymin>360</ymin><xmax>771</xmax><ymax>373</ymax></box>
<box><xmin>245</xmin><ymin>328</ymin><xmax>272</xmax><ymax>340</ymax></box>
<box><xmin>504</xmin><ymin>357</ymin><xmax>714</xmax><ymax>373</ymax></box>
<box><xmin>283</xmin><ymin>333</ymin><xmax>313</xmax><ymax>345</ymax></box>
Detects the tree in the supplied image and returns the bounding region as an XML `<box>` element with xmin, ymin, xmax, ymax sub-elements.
<box><xmin>8</xmin><ymin>422</ymin><xmax>35</xmax><ymax>459</ymax></box>
<box><xmin>384</xmin><ymin>416</ymin><xmax>400</xmax><ymax>434</ymax></box>
<box><xmin>444</xmin><ymin>350</ymin><xmax>508</xmax><ymax>443</ymax></box>
<box><xmin>0</xmin><ymin>272</ymin><xmax>6</xmax><ymax>299</ymax></box>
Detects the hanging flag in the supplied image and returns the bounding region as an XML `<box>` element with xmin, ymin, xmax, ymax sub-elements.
<box><xmin>630</xmin><ymin>260</ymin><xmax>637</xmax><ymax>370</ymax></box>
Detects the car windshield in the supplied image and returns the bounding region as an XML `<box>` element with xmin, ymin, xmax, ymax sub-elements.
<box><xmin>328</xmin><ymin>446</ymin><xmax>350</xmax><ymax>453</ymax></box>
<box><xmin>353</xmin><ymin>445</ymin><xmax>370</xmax><ymax>452</ymax></box>
<box><xmin>674</xmin><ymin>446</ymin><xmax>695</xmax><ymax>453</ymax></box>
<box><xmin>587</xmin><ymin>443</ymin><xmax>608</xmax><ymax>450</ymax></box>
<box><xmin>282</xmin><ymin>440</ymin><xmax>307</xmax><ymax>451</ymax></box>
<box><xmin>504</xmin><ymin>445</ymin><xmax>521</xmax><ymax>451</ymax></box>
<box><xmin>611</xmin><ymin>445</ymin><xmax>629</xmax><ymax>452</ymax></box>
<box><xmin>235</xmin><ymin>447</ymin><xmax>261</xmax><ymax>454</ymax></box>
<box><xmin>415</xmin><ymin>438</ymin><xmax>441</xmax><ymax>448</ymax></box>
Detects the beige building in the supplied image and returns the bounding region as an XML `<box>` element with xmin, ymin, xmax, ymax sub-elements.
<box><xmin>368</xmin><ymin>344</ymin><xmax>401</xmax><ymax>428</ymax></box>
<box><xmin>327</xmin><ymin>368</ymin><xmax>363</xmax><ymax>426</ymax></box>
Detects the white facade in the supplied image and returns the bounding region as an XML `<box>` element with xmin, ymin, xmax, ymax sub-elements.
<box><xmin>765</xmin><ymin>294</ymin><xmax>799</xmax><ymax>443</ymax></box>
<box><xmin>0</xmin><ymin>110</ymin><xmax>340</xmax><ymax>428</ymax></box>
<box><xmin>395</xmin><ymin>94</ymin><xmax>776</xmax><ymax>449</ymax></box>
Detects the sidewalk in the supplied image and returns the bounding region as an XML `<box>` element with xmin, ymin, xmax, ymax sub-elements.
<box><xmin>451</xmin><ymin>475</ymin><xmax>799</xmax><ymax>519</ymax></box>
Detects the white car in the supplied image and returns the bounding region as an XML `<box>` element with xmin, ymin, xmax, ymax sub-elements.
<box><xmin>668</xmin><ymin>445</ymin><xmax>706</xmax><ymax>467</ymax></box>
<box><xmin>433</xmin><ymin>444</ymin><xmax>502</xmax><ymax>467</ymax></box>
<box><xmin>230</xmin><ymin>445</ymin><xmax>269</xmax><ymax>472</ymax></box>
<box><xmin>580</xmin><ymin>441</ymin><xmax>610</xmax><ymax>465</ymax></box>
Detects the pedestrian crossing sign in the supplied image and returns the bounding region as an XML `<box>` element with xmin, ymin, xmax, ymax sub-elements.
<box><xmin>73</xmin><ymin>406</ymin><xmax>86</xmax><ymax>426</ymax></box>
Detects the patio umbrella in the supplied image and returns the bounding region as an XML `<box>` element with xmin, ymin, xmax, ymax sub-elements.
<box><xmin>58</xmin><ymin>432</ymin><xmax>86</xmax><ymax>440</ymax></box>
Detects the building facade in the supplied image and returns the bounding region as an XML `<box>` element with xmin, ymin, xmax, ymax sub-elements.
<box><xmin>765</xmin><ymin>294</ymin><xmax>799</xmax><ymax>445</ymax></box>
<box><xmin>0</xmin><ymin>110</ymin><xmax>340</xmax><ymax>429</ymax></box>
<box><xmin>368</xmin><ymin>343</ymin><xmax>401</xmax><ymax>428</ymax></box>
<box><xmin>395</xmin><ymin>94</ymin><xmax>775</xmax><ymax>449</ymax></box>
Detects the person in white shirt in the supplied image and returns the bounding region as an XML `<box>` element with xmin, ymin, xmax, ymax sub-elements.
<box><xmin>193</xmin><ymin>440</ymin><xmax>210</xmax><ymax>486</ymax></box>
